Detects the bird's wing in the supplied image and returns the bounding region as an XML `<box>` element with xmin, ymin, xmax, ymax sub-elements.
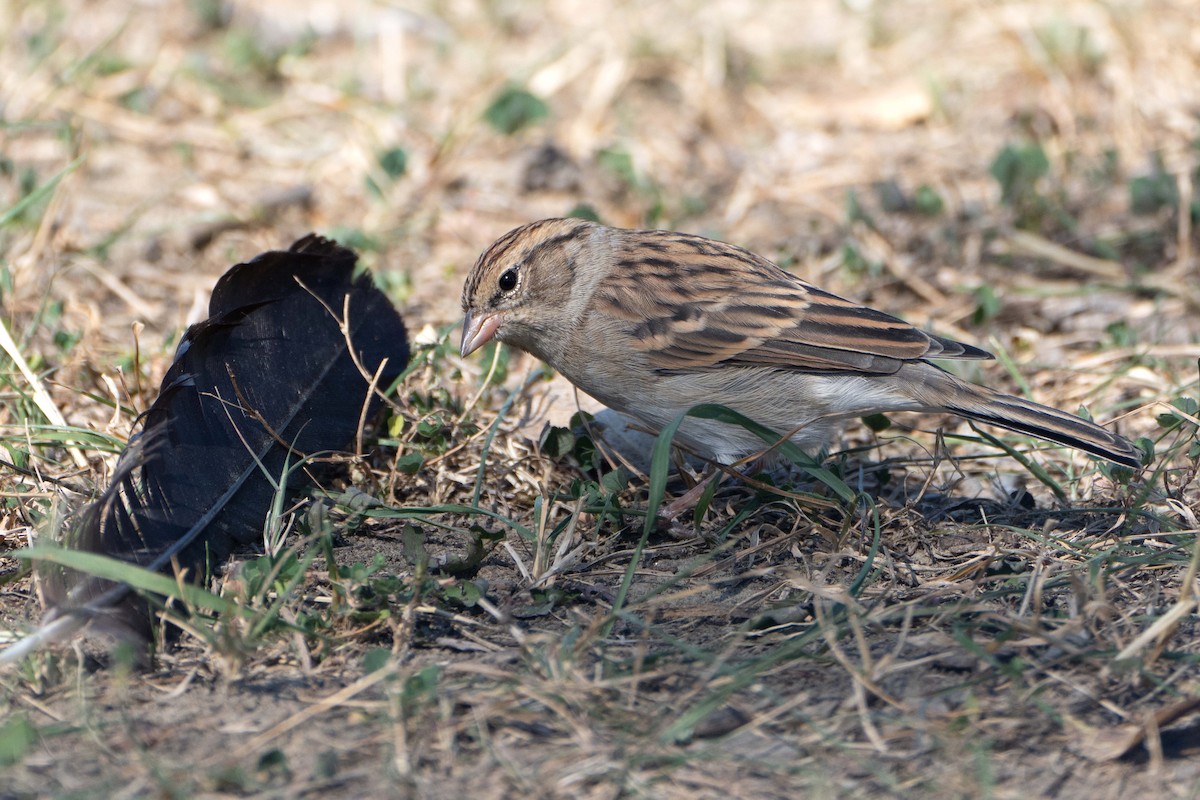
<box><xmin>593</xmin><ymin>230</ymin><xmax>991</xmax><ymax>376</ymax></box>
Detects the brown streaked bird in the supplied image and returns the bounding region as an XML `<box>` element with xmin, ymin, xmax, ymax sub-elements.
<box><xmin>460</xmin><ymin>218</ymin><xmax>1141</xmax><ymax>469</ymax></box>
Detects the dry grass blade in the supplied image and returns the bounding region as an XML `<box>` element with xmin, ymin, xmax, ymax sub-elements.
<box><xmin>1003</xmin><ymin>230</ymin><xmax>1126</xmax><ymax>281</ymax></box>
<box><xmin>1072</xmin><ymin>696</ymin><xmax>1200</xmax><ymax>763</ymax></box>
<box><xmin>0</xmin><ymin>318</ymin><xmax>88</xmax><ymax>469</ymax></box>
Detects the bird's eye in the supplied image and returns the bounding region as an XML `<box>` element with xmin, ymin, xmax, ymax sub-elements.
<box><xmin>498</xmin><ymin>268</ymin><xmax>518</xmax><ymax>292</ymax></box>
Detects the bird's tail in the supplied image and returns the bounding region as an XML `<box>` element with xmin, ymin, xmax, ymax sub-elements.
<box><xmin>906</xmin><ymin>368</ymin><xmax>1141</xmax><ymax>468</ymax></box>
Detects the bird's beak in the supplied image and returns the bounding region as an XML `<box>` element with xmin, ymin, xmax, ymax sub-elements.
<box><xmin>460</xmin><ymin>310</ymin><xmax>500</xmax><ymax>357</ymax></box>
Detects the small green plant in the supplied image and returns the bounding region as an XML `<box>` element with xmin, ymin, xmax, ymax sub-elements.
<box><xmin>223</xmin><ymin>29</ymin><xmax>283</xmax><ymax>82</ymax></box>
<box><xmin>1129</xmin><ymin>155</ymin><xmax>1177</xmax><ymax>215</ymax></box>
<box><xmin>255</xmin><ymin>749</ymin><xmax>291</xmax><ymax>786</ymax></box>
<box><xmin>595</xmin><ymin>145</ymin><xmax>664</xmax><ymax>225</ymax></box>
<box><xmin>1034</xmin><ymin>19</ymin><xmax>1105</xmax><ymax>76</ymax></box>
<box><xmin>540</xmin><ymin>411</ymin><xmax>604</xmax><ymax>472</ymax></box>
<box><xmin>845</xmin><ymin>187</ymin><xmax>873</xmax><ymax>225</ymax></box>
<box><xmin>0</xmin><ymin>714</ymin><xmax>37</xmax><ymax>768</ymax></box>
<box><xmin>566</xmin><ymin>202</ymin><xmax>602</xmax><ymax>222</ymax></box>
<box><xmin>971</xmin><ymin>285</ymin><xmax>1001</xmax><ymax>325</ymax></box>
<box><xmin>1105</xmin><ymin>319</ymin><xmax>1137</xmax><ymax>348</ymax></box>
<box><xmin>366</xmin><ymin>146</ymin><xmax>408</xmax><ymax>198</ymax></box>
<box><xmin>117</xmin><ymin>87</ymin><xmax>155</xmax><ymax>113</ymax></box>
<box><xmin>991</xmin><ymin>142</ymin><xmax>1050</xmax><ymax>205</ymax></box>
<box><xmin>840</xmin><ymin>242</ymin><xmax>883</xmax><ymax>279</ymax></box>
<box><xmin>913</xmin><ymin>184</ymin><xmax>945</xmax><ymax>216</ymax></box>
<box><xmin>377</xmin><ymin>147</ymin><xmax>407</xmax><ymax>179</ymax></box>
<box><xmin>1129</xmin><ymin>151</ymin><xmax>1200</xmax><ymax>221</ymax></box>
<box><xmin>484</xmin><ymin>86</ymin><xmax>548</xmax><ymax>134</ymax></box>
<box><xmin>990</xmin><ymin>141</ymin><xmax>1052</xmax><ymax>227</ymax></box>
<box><xmin>1156</xmin><ymin>396</ymin><xmax>1199</xmax><ymax>431</ymax></box>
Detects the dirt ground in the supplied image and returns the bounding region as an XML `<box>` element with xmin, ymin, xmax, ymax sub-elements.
<box><xmin>2</xmin><ymin>1</ymin><xmax>1200</xmax><ymax>797</ymax></box>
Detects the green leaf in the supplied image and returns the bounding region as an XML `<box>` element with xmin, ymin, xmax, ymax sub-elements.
<box><xmin>989</xmin><ymin>142</ymin><xmax>1049</xmax><ymax>206</ymax></box>
<box><xmin>484</xmin><ymin>87</ymin><xmax>548</xmax><ymax>135</ymax></box>
<box><xmin>256</xmin><ymin>748</ymin><xmax>291</xmax><ymax>782</ymax></box>
<box><xmin>0</xmin><ymin>714</ymin><xmax>36</xmax><ymax>767</ymax></box>
<box><xmin>692</xmin><ymin>474</ymin><xmax>719</xmax><ymax>528</ymax></box>
<box><xmin>395</xmin><ymin>451</ymin><xmax>425</xmax><ymax>474</ymax></box>
<box><xmin>442</xmin><ymin>579</ymin><xmax>482</xmax><ymax>606</ymax></box>
<box><xmin>1106</xmin><ymin>320</ymin><xmax>1137</xmax><ymax>348</ymax></box>
<box><xmin>861</xmin><ymin>413</ymin><xmax>891</xmax><ymax>433</ymax></box>
<box><xmin>540</xmin><ymin>425</ymin><xmax>575</xmax><ymax>458</ymax></box>
<box><xmin>323</xmin><ymin>226</ymin><xmax>381</xmax><ymax>253</ymax></box>
<box><xmin>1156</xmin><ymin>397</ymin><xmax>1199</xmax><ymax>429</ymax></box>
<box><xmin>913</xmin><ymin>184</ymin><xmax>944</xmax><ymax>216</ymax></box>
<box><xmin>377</xmin><ymin>146</ymin><xmax>407</xmax><ymax>179</ymax></box>
<box><xmin>401</xmin><ymin>525</ymin><xmax>429</xmax><ymax>571</ymax></box>
<box><xmin>600</xmin><ymin>467</ymin><xmax>629</xmax><ymax>495</ymax></box>
<box><xmin>241</xmin><ymin>551</ymin><xmax>303</xmax><ymax>596</ymax></box>
<box><xmin>387</xmin><ymin>415</ymin><xmax>405</xmax><ymax>438</ymax></box>
<box><xmin>597</xmin><ymin>147</ymin><xmax>637</xmax><ymax>187</ymax></box>
<box><xmin>403</xmin><ymin>665</ymin><xmax>441</xmax><ymax>703</ymax></box>
<box><xmin>362</xmin><ymin>647</ymin><xmax>392</xmax><ymax>674</ymax></box>
<box><xmin>1129</xmin><ymin>155</ymin><xmax>1177</xmax><ymax>215</ymax></box>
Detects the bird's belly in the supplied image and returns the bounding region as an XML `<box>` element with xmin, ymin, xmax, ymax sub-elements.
<box><xmin>580</xmin><ymin>368</ymin><xmax>921</xmax><ymax>464</ymax></box>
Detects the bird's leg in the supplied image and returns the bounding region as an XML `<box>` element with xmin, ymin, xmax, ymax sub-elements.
<box><xmin>657</xmin><ymin>466</ymin><xmax>727</xmax><ymax>523</ymax></box>
<box><xmin>656</xmin><ymin>443</ymin><xmax>787</xmax><ymax>525</ymax></box>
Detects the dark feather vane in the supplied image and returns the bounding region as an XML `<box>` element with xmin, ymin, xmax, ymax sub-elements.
<box><xmin>39</xmin><ymin>234</ymin><xmax>409</xmax><ymax>643</ymax></box>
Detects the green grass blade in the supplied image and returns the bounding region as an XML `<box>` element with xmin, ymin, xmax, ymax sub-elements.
<box><xmin>0</xmin><ymin>156</ymin><xmax>84</xmax><ymax>228</ymax></box>
<box><xmin>847</xmin><ymin>500</ymin><xmax>881</xmax><ymax>598</ymax></box>
<box><xmin>14</xmin><ymin>544</ymin><xmax>236</xmax><ymax>614</ymax></box>
<box><xmin>608</xmin><ymin>411</ymin><xmax>688</xmax><ymax>630</ymax></box>
<box><xmin>970</xmin><ymin>424</ymin><xmax>1068</xmax><ymax>503</ymax></box>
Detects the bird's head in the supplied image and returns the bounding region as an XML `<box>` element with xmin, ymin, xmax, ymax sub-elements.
<box><xmin>460</xmin><ymin>217</ymin><xmax>597</xmax><ymax>360</ymax></box>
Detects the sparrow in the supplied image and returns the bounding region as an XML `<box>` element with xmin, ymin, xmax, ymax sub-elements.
<box><xmin>460</xmin><ymin>218</ymin><xmax>1141</xmax><ymax>469</ymax></box>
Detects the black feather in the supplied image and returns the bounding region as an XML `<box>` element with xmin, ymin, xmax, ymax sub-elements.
<box><xmin>40</xmin><ymin>234</ymin><xmax>409</xmax><ymax>641</ymax></box>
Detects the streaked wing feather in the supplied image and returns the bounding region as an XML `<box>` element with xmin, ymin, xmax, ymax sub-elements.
<box><xmin>596</xmin><ymin>231</ymin><xmax>991</xmax><ymax>375</ymax></box>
